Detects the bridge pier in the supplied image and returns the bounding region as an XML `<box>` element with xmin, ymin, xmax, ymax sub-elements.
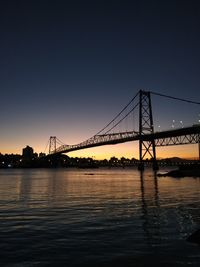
<box><xmin>138</xmin><ymin>162</ymin><xmax>144</xmax><ymax>171</ymax></box>
<box><xmin>152</xmin><ymin>160</ymin><xmax>159</xmax><ymax>171</ymax></box>
<box><xmin>138</xmin><ymin>160</ymin><xmax>159</xmax><ymax>171</ymax></box>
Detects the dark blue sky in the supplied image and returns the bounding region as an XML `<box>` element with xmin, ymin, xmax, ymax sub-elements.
<box><xmin>1</xmin><ymin>0</ymin><xmax>200</xmax><ymax>157</ymax></box>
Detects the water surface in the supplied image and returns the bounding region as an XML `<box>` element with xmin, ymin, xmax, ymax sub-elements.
<box><xmin>0</xmin><ymin>168</ymin><xmax>199</xmax><ymax>266</ymax></box>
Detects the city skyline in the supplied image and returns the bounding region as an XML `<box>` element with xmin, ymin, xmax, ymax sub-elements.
<box><xmin>1</xmin><ymin>1</ymin><xmax>200</xmax><ymax>159</ymax></box>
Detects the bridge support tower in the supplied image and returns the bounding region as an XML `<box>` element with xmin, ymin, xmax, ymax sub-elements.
<box><xmin>138</xmin><ymin>90</ymin><xmax>158</xmax><ymax>171</ymax></box>
<box><xmin>49</xmin><ymin>136</ymin><xmax>57</xmax><ymax>154</ymax></box>
<box><xmin>48</xmin><ymin>136</ymin><xmax>62</xmax><ymax>167</ymax></box>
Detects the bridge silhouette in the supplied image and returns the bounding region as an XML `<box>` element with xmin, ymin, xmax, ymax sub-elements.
<box><xmin>47</xmin><ymin>90</ymin><xmax>200</xmax><ymax>170</ymax></box>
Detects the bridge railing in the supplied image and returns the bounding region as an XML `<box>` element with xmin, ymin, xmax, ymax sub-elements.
<box><xmin>51</xmin><ymin>131</ymin><xmax>139</xmax><ymax>154</ymax></box>
<box><xmin>49</xmin><ymin>125</ymin><xmax>200</xmax><ymax>155</ymax></box>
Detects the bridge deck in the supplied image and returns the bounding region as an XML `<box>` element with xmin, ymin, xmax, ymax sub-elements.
<box><xmin>50</xmin><ymin>125</ymin><xmax>200</xmax><ymax>155</ymax></box>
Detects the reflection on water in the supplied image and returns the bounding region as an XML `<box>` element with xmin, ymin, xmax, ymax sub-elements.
<box><xmin>140</xmin><ymin>171</ymin><xmax>161</xmax><ymax>245</ymax></box>
<box><xmin>0</xmin><ymin>168</ymin><xmax>199</xmax><ymax>266</ymax></box>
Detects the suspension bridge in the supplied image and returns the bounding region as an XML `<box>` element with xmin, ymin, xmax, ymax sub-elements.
<box><xmin>46</xmin><ymin>90</ymin><xmax>200</xmax><ymax>170</ymax></box>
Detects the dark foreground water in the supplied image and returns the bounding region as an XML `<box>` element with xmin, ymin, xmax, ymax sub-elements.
<box><xmin>0</xmin><ymin>168</ymin><xmax>199</xmax><ymax>267</ymax></box>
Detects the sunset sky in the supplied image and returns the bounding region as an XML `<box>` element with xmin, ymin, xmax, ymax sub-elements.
<box><xmin>1</xmin><ymin>0</ymin><xmax>200</xmax><ymax>159</ymax></box>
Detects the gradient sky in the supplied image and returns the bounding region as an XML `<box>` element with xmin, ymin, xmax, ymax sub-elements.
<box><xmin>1</xmin><ymin>0</ymin><xmax>200</xmax><ymax>159</ymax></box>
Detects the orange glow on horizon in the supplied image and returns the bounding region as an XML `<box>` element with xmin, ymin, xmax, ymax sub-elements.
<box><xmin>1</xmin><ymin>140</ymin><xmax>199</xmax><ymax>160</ymax></box>
<box><xmin>67</xmin><ymin>143</ymin><xmax>199</xmax><ymax>160</ymax></box>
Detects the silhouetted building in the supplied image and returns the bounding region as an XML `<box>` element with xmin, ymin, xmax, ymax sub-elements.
<box><xmin>22</xmin><ymin>145</ymin><xmax>34</xmax><ymax>161</ymax></box>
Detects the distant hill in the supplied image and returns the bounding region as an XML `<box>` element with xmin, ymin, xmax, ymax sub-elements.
<box><xmin>160</xmin><ymin>157</ymin><xmax>188</xmax><ymax>162</ymax></box>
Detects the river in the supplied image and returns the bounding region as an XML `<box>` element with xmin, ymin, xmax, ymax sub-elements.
<box><xmin>0</xmin><ymin>168</ymin><xmax>199</xmax><ymax>266</ymax></box>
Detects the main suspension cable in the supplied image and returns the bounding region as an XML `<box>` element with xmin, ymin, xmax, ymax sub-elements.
<box><xmin>95</xmin><ymin>91</ymin><xmax>139</xmax><ymax>135</ymax></box>
<box><xmin>150</xmin><ymin>91</ymin><xmax>200</xmax><ymax>105</ymax></box>
<box><xmin>56</xmin><ymin>137</ymin><xmax>66</xmax><ymax>145</ymax></box>
<box><xmin>104</xmin><ymin>102</ymin><xmax>139</xmax><ymax>134</ymax></box>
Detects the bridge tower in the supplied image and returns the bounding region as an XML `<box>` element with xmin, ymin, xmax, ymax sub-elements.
<box><xmin>138</xmin><ymin>90</ymin><xmax>158</xmax><ymax>170</ymax></box>
<box><xmin>49</xmin><ymin>136</ymin><xmax>57</xmax><ymax>154</ymax></box>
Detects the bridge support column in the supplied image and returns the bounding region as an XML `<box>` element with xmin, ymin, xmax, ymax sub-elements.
<box><xmin>49</xmin><ymin>136</ymin><xmax>57</xmax><ymax>154</ymax></box>
<box><xmin>138</xmin><ymin>90</ymin><xmax>158</xmax><ymax>171</ymax></box>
